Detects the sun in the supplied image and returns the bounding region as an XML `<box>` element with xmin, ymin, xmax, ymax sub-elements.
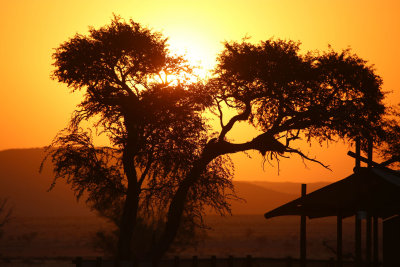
<box><xmin>154</xmin><ymin>45</ymin><xmax>213</xmax><ymax>86</ymax></box>
<box><xmin>167</xmin><ymin>35</ymin><xmax>217</xmax><ymax>81</ymax></box>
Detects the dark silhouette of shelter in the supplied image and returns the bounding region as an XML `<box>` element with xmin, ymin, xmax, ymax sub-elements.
<box><xmin>265</xmin><ymin>163</ymin><xmax>400</xmax><ymax>266</ymax></box>
<box><xmin>265</xmin><ymin>167</ymin><xmax>400</xmax><ymax>219</ymax></box>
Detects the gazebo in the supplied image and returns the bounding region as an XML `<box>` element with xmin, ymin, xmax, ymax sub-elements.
<box><xmin>264</xmin><ymin>142</ymin><xmax>400</xmax><ymax>267</ymax></box>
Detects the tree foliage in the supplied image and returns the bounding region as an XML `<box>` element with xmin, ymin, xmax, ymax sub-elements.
<box><xmin>45</xmin><ymin>16</ymin><xmax>236</xmax><ymax>261</ymax></box>
<box><xmin>210</xmin><ymin>40</ymin><xmax>387</xmax><ymax>151</ymax></box>
<box><xmin>150</xmin><ymin>38</ymin><xmax>394</xmax><ymax>260</ymax></box>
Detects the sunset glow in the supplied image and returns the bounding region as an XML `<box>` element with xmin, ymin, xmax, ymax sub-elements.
<box><xmin>168</xmin><ymin>35</ymin><xmax>216</xmax><ymax>79</ymax></box>
<box><xmin>1</xmin><ymin>0</ymin><xmax>399</xmax><ymax>182</ymax></box>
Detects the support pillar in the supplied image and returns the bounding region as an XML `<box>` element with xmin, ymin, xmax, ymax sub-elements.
<box><xmin>355</xmin><ymin>213</ymin><xmax>362</xmax><ymax>267</ymax></box>
<box><xmin>366</xmin><ymin>214</ymin><xmax>372</xmax><ymax>266</ymax></box>
<box><xmin>373</xmin><ymin>216</ymin><xmax>379</xmax><ymax>267</ymax></box>
<box><xmin>337</xmin><ymin>214</ymin><xmax>343</xmax><ymax>267</ymax></box>
<box><xmin>300</xmin><ymin>184</ymin><xmax>307</xmax><ymax>267</ymax></box>
<box><xmin>355</xmin><ymin>138</ymin><xmax>361</xmax><ymax>169</ymax></box>
<box><xmin>366</xmin><ymin>136</ymin><xmax>373</xmax><ymax>266</ymax></box>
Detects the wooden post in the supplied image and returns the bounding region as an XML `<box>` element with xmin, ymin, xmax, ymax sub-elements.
<box><xmin>373</xmin><ymin>216</ymin><xmax>379</xmax><ymax>266</ymax></box>
<box><xmin>366</xmin><ymin>214</ymin><xmax>372</xmax><ymax>266</ymax></box>
<box><xmin>366</xmin><ymin>137</ymin><xmax>373</xmax><ymax>266</ymax></box>
<box><xmin>337</xmin><ymin>214</ymin><xmax>343</xmax><ymax>267</ymax></box>
<box><xmin>367</xmin><ymin>137</ymin><xmax>373</xmax><ymax>168</ymax></box>
<box><xmin>300</xmin><ymin>184</ymin><xmax>307</xmax><ymax>267</ymax></box>
<box><xmin>355</xmin><ymin>137</ymin><xmax>361</xmax><ymax>169</ymax></box>
<box><xmin>354</xmin><ymin>137</ymin><xmax>362</xmax><ymax>266</ymax></box>
<box><xmin>355</xmin><ymin>213</ymin><xmax>362</xmax><ymax>267</ymax></box>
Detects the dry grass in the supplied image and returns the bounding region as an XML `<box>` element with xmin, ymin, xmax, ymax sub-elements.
<box><xmin>177</xmin><ymin>215</ymin><xmax>369</xmax><ymax>260</ymax></box>
<box><xmin>0</xmin><ymin>214</ymin><xmax>382</xmax><ymax>264</ymax></box>
<box><xmin>0</xmin><ymin>216</ymin><xmax>111</xmax><ymax>258</ymax></box>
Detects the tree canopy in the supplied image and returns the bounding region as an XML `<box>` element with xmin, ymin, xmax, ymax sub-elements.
<box><xmin>209</xmin><ymin>40</ymin><xmax>387</xmax><ymax>154</ymax></box>
<box><xmin>46</xmin><ymin>16</ymin><xmax>235</xmax><ymax>262</ymax></box>
<box><xmin>149</xmin><ymin>39</ymin><xmax>394</xmax><ymax>261</ymax></box>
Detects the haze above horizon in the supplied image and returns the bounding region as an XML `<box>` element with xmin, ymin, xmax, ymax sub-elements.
<box><xmin>1</xmin><ymin>0</ymin><xmax>399</xmax><ymax>182</ymax></box>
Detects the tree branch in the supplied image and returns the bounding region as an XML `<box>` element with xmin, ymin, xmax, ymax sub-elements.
<box><xmin>109</xmin><ymin>67</ymin><xmax>137</xmax><ymax>98</ymax></box>
<box><xmin>285</xmin><ymin>147</ymin><xmax>331</xmax><ymax>170</ymax></box>
<box><xmin>218</xmin><ymin>100</ymin><xmax>251</xmax><ymax>142</ymax></box>
<box><xmin>210</xmin><ymin>132</ymin><xmax>286</xmax><ymax>158</ymax></box>
<box><xmin>138</xmin><ymin>153</ymin><xmax>154</xmax><ymax>188</ymax></box>
<box><xmin>215</xmin><ymin>98</ymin><xmax>225</xmax><ymax>129</ymax></box>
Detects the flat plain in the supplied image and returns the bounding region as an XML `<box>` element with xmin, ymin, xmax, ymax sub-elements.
<box><xmin>0</xmin><ymin>214</ymin><xmax>380</xmax><ymax>263</ymax></box>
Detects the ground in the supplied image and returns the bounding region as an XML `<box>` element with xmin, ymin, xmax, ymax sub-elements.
<box><xmin>0</xmin><ymin>214</ymin><xmax>380</xmax><ymax>266</ymax></box>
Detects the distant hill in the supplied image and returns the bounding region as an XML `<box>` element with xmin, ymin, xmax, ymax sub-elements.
<box><xmin>0</xmin><ymin>148</ymin><xmax>311</xmax><ymax>217</ymax></box>
<box><xmin>227</xmin><ymin>181</ymin><xmax>296</xmax><ymax>215</ymax></box>
<box><xmin>0</xmin><ymin>148</ymin><xmax>92</xmax><ymax>217</ymax></box>
<box><xmin>248</xmin><ymin>181</ymin><xmax>330</xmax><ymax>196</ymax></box>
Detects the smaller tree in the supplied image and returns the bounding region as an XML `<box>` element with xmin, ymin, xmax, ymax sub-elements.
<box><xmin>149</xmin><ymin>39</ymin><xmax>398</xmax><ymax>261</ymax></box>
<box><xmin>375</xmin><ymin>105</ymin><xmax>400</xmax><ymax>165</ymax></box>
<box><xmin>0</xmin><ymin>198</ymin><xmax>12</xmax><ymax>239</ymax></box>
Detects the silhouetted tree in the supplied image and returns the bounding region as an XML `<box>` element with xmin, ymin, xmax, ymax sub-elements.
<box><xmin>45</xmin><ymin>16</ymin><xmax>235</xmax><ymax>262</ymax></box>
<box><xmin>46</xmin><ymin>16</ymin><xmax>397</xmax><ymax>265</ymax></box>
<box><xmin>0</xmin><ymin>198</ymin><xmax>12</xmax><ymax>239</ymax></box>
<box><xmin>150</xmin><ymin>40</ymin><xmax>396</xmax><ymax>261</ymax></box>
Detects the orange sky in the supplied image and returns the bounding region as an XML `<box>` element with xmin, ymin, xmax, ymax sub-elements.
<box><xmin>0</xmin><ymin>0</ymin><xmax>399</xmax><ymax>183</ymax></box>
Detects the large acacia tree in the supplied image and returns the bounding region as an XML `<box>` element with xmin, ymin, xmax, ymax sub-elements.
<box><xmin>47</xmin><ymin>16</ymin><xmax>396</xmax><ymax>264</ymax></box>
<box><xmin>46</xmin><ymin>17</ymin><xmax>235</xmax><ymax>262</ymax></box>
<box><xmin>150</xmin><ymin>40</ymin><xmax>395</xmax><ymax>260</ymax></box>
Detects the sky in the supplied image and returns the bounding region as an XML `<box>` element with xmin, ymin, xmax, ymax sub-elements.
<box><xmin>0</xmin><ymin>0</ymin><xmax>399</xmax><ymax>183</ymax></box>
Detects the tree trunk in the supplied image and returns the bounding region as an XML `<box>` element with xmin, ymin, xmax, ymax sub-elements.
<box><xmin>117</xmin><ymin>151</ymin><xmax>140</xmax><ymax>261</ymax></box>
<box><xmin>150</xmin><ymin>154</ymin><xmax>213</xmax><ymax>264</ymax></box>
<box><xmin>150</xmin><ymin>135</ymin><xmax>286</xmax><ymax>263</ymax></box>
<box><xmin>117</xmin><ymin>105</ymin><xmax>142</xmax><ymax>261</ymax></box>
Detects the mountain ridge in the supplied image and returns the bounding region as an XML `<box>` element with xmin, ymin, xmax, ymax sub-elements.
<box><xmin>0</xmin><ymin>148</ymin><xmax>327</xmax><ymax>217</ymax></box>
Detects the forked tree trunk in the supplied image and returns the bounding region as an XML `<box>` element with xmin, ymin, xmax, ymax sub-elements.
<box><xmin>150</xmin><ymin>136</ymin><xmax>286</xmax><ymax>264</ymax></box>
<box><xmin>150</xmin><ymin>154</ymin><xmax>213</xmax><ymax>264</ymax></box>
<box><xmin>117</xmin><ymin>107</ymin><xmax>142</xmax><ymax>262</ymax></box>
